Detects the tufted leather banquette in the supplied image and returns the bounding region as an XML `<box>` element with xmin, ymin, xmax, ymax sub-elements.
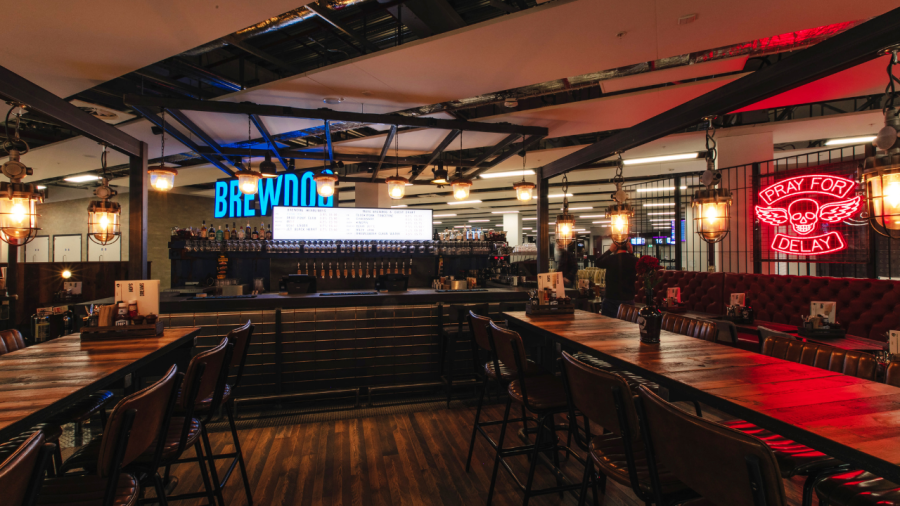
<box><xmin>634</xmin><ymin>271</ymin><xmax>900</xmax><ymax>342</ymax></box>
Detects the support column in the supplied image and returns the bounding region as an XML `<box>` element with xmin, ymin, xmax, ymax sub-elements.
<box><xmin>129</xmin><ymin>141</ymin><xmax>149</xmax><ymax>280</ymax></box>
<box><xmin>354</xmin><ymin>182</ymin><xmax>391</xmax><ymax>208</ymax></box>
<box><xmin>503</xmin><ymin>213</ymin><xmax>523</xmax><ymax>247</ymax></box>
<box><xmin>536</xmin><ymin>167</ymin><xmax>550</xmax><ymax>273</ymax></box>
<box><xmin>674</xmin><ymin>176</ymin><xmax>683</xmax><ymax>271</ymax></box>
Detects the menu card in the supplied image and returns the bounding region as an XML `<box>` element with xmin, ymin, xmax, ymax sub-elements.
<box><xmin>538</xmin><ymin>272</ymin><xmax>565</xmax><ymax>299</ymax></box>
<box><xmin>810</xmin><ymin>301</ymin><xmax>836</xmax><ymax>323</ymax></box>
<box><xmin>667</xmin><ymin>287</ymin><xmax>681</xmax><ymax>303</ymax></box>
<box><xmin>890</xmin><ymin>330</ymin><xmax>900</xmax><ymax>355</ymax></box>
<box><xmin>730</xmin><ymin>293</ymin><xmax>746</xmax><ymax>306</ymax></box>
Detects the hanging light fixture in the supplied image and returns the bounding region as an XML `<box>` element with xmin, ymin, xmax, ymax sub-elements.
<box><xmin>692</xmin><ymin>117</ymin><xmax>733</xmax><ymax>244</ymax></box>
<box><xmin>431</xmin><ymin>161</ymin><xmax>448</xmax><ymax>185</ymax></box>
<box><xmin>386</xmin><ymin>125</ymin><xmax>408</xmax><ymax>199</ymax></box>
<box><xmin>863</xmin><ymin>50</ymin><xmax>900</xmax><ymax>238</ymax></box>
<box><xmin>0</xmin><ymin>104</ymin><xmax>42</xmax><ymax>246</ymax></box>
<box><xmin>235</xmin><ymin>115</ymin><xmax>262</xmax><ymax>195</ymax></box>
<box><xmin>259</xmin><ymin>153</ymin><xmax>278</xmax><ymax>178</ymax></box>
<box><xmin>556</xmin><ymin>175</ymin><xmax>577</xmax><ymax>248</ymax></box>
<box><xmin>87</xmin><ymin>145</ymin><xmax>121</xmax><ymax>245</ymax></box>
<box><xmin>513</xmin><ymin>139</ymin><xmax>535</xmax><ymax>201</ymax></box>
<box><xmin>605</xmin><ymin>155</ymin><xmax>634</xmax><ymax>245</ymax></box>
<box><xmin>450</xmin><ymin>132</ymin><xmax>473</xmax><ymax>200</ymax></box>
<box><xmin>314</xmin><ymin>158</ymin><xmax>338</xmax><ymax>199</ymax></box>
<box><xmin>148</xmin><ymin>109</ymin><xmax>177</xmax><ymax>191</ymax></box>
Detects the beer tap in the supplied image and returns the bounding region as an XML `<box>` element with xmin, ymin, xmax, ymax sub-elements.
<box><xmin>351</xmin><ymin>261</ymin><xmax>356</xmax><ymax>278</ymax></box>
<box><xmin>379</xmin><ymin>259</ymin><xmax>385</xmax><ymax>276</ymax></box>
<box><xmin>344</xmin><ymin>262</ymin><xmax>349</xmax><ymax>279</ymax></box>
<box><xmin>394</xmin><ymin>260</ymin><xmax>399</xmax><ymax>275</ymax></box>
<box><xmin>358</xmin><ymin>262</ymin><xmax>363</xmax><ymax>278</ymax></box>
<box><xmin>320</xmin><ymin>261</ymin><xmax>325</xmax><ymax>279</ymax></box>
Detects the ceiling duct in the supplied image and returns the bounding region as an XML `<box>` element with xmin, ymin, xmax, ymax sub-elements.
<box><xmin>181</xmin><ymin>0</ymin><xmax>369</xmax><ymax>57</ymax></box>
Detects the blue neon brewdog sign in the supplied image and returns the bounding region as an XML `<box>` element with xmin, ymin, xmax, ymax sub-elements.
<box><xmin>214</xmin><ymin>171</ymin><xmax>335</xmax><ymax>218</ymax></box>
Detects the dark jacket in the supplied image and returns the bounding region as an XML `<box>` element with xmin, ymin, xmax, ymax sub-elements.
<box><xmin>557</xmin><ymin>248</ymin><xmax>579</xmax><ymax>286</ymax></box>
<box><xmin>596</xmin><ymin>250</ymin><xmax>637</xmax><ymax>301</ymax></box>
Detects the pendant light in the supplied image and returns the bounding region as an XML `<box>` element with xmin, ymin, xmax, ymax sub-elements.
<box><xmin>386</xmin><ymin>126</ymin><xmax>408</xmax><ymax>199</ymax></box>
<box><xmin>148</xmin><ymin>109</ymin><xmax>177</xmax><ymax>192</ymax></box>
<box><xmin>87</xmin><ymin>145</ymin><xmax>121</xmax><ymax>245</ymax></box>
<box><xmin>259</xmin><ymin>153</ymin><xmax>278</xmax><ymax>178</ymax></box>
<box><xmin>605</xmin><ymin>155</ymin><xmax>634</xmax><ymax>246</ymax></box>
<box><xmin>691</xmin><ymin>117</ymin><xmax>732</xmax><ymax>244</ymax></box>
<box><xmin>556</xmin><ymin>174</ymin><xmax>576</xmax><ymax>248</ymax></box>
<box><xmin>863</xmin><ymin>50</ymin><xmax>900</xmax><ymax>238</ymax></box>
<box><xmin>0</xmin><ymin>105</ymin><xmax>42</xmax><ymax>246</ymax></box>
<box><xmin>236</xmin><ymin>115</ymin><xmax>262</xmax><ymax>195</ymax></box>
<box><xmin>314</xmin><ymin>158</ymin><xmax>338</xmax><ymax>198</ymax></box>
<box><xmin>430</xmin><ymin>160</ymin><xmax>448</xmax><ymax>185</ymax></box>
<box><xmin>513</xmin><ymin>139</ymin><xmax>535</xmax><ymax>201</ymax></box>
<box><xmin>450</xmin><ymin>132</ymin><xmax>472</xmax><ymax>200</ymax></box>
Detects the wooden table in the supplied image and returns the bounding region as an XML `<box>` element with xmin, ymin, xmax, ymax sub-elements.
<box><xmin>505</xmin><ymin>310</ymin><xmax>900</xmax><ymax>484</ymax></box>
<box><xmin>0</xmin><ymin>327</ymin><xmax>200</xmax><ymax>442</ymax></box>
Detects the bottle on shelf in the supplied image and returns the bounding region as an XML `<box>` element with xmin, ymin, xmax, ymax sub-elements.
<box><xmin>200</xmin><ymin>220</ymin><xmax>208</xmax><ymax>239</ymax></box>
<box><xmin>209</xmin><ymin>223</ymin><xmax>216</xmax><ymax>241</ymax></box>
<box><xmin>215</xmin><ymin>225</ymin><xmax>223</xmax><ymax>242</ymax></box>
<box><xmin>266</xmin><ymin>224</ymin><xmax>273</xmax><ymax>240</ymax></box>
<box><xmin>171</xmin><ymin>226</ymin><xmax>177</xmax><ymax>238</ymax></box>
<box><xmin>245</xmin><ymin>222</ymin><xmax>252</xmax><ymax>239</ymax></box>
<box><xmin>223</xmin><ymin>224</ymin><xmax>231</xmax><ymax>241</ymax></box>
<box><xmin>251</xmin><ymin>227</ymin><xmax>259</xmax><ymax>240</ymax></box>
<box><xmin>236</xmin><ymin>222</ymin><xmax>245</xmax><ymax>240</ymax></box>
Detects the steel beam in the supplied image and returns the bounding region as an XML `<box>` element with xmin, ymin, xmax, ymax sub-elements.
<box><xmin>167</xmin><ymin>109</ymin><xmax>241</xmax><ymax>168</ymax></box>
<box><xmin>540</xmin><ymin>5</ymin><xmax>900</xmax><ymax>179</ymax></box>
<box><xmin>166</xmin><ymin>58</ymin><xmax>242</xmax><ymax>93</ymax></box>
<box><xmin>372</xmin><ymin>125</ymin><xmax>398</xmax><ymax>181</ymax></box>
<box><xmin>467</xmin><ymin>134</ymin><xmax>545</xmax><ymax>179</ymax></box>
<box><xmin>0</xmin><ymin>65</ymin><xmax>143</xmax><ymax>157</ymax></box>
<box><xmin>249</xmin><ymin>114</ymin><xmax>290</xmax><ymax>170</ymax></box>
<box><xmin>324</xmin><ymin>120</ymin><xmax>334</xmax><ymax>161</ymax></box>
<box><xmin>410</xmin><ymin>129</ymin><xmax>460</xmax><ymax>181</ymax></box>
<box><xmin>223</xmin><ymin>35</ymin><xmax>302</xmax><ymax>74</ymax></box>
<box><xmin>131</xmin><ymin>106</ymin><xmax>235</xmax><ymax>176</ymax></box>
<box><xmin>132</xmin><ymin>70</ymin><xmax>208</xmax><ymax>99</ymax></box>
<box><xmin>306</xmin><ymin>3</ymin><xmax>380</xmax><ymax>54</ymax></box>
<box><xmin>462</xmin><ymin>134</ymin><xmax>520</xmax><ymax>177</ymax></box>
<box><xmin>122</xmin><ymin>94</ymin><xmax>548</xmax><ymax>136</ymax></box>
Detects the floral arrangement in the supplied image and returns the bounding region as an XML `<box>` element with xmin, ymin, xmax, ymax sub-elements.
<box><xmin>635</xmin><ymin>255</ymin><xmax>663</xmax><ymax>305</ymax></box>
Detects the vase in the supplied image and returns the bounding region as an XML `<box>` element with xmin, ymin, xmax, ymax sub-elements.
<box><xmin>638</xmin><ymin>305</ymin><xmax>662</xmax><ymax>344</ymax></box>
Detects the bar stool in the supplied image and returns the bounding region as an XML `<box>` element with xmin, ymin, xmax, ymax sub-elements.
<box><xmin>559</xmin><ymin>351</ymin><xmax>693</xmax><ymax>506</ymax></box>
<box><xmin>464</xmin><ymin>311</ymin><xmax>542</xmax><ymax>472</ymax></box>
<box><xmin>634</xmin><ymin>384</ymin><xmax>788</xmax><ymax>506</ymax></box>
<box><xmin>487</xmin><ymin>322</ymin><xmax>582</xmax><ymax>506</ymax></box>
<box><xmin>438</xmin><ymin>303</ymin><xmax>489</xmax><ymax>406</ymax></box>
<box><xmin>39</xmin><ymin>364</ymin><xmax>181</xmax><ymax>506</ymax></box>
<box><xmin>0</xmin><ymin>431</ymin><xmax>56</xmax><ymax>506</ymax></box>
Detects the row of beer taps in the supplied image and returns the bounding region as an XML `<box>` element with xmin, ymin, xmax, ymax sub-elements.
<box><xmin>297</xmin><ymin>259</ymin><xmax>413</xmax><ymax>279</ymax></box>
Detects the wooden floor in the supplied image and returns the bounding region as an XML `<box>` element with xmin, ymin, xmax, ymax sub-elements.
<box><xmin>163</xmin><ymin>402</ymin><xmax>808</xmax><ymax>506</ymax></box>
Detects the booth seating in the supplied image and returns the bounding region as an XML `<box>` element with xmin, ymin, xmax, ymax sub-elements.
<box><xmin>636</xmin><ymin>272</ymin><xmax>900</xmax><ymax>342</ymax></box>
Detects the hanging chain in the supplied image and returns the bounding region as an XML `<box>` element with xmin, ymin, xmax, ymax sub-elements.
<box><xmin>561</xmin><ymin>174</ymin><xmax>569</xmax><ymax>212</ymax></box>
<box><xmin>160</xmin><ymin>109</ymin><xmax>166</xmax><ymax>162</ymax></box>
<box><xmin>101</xmin><ymin>144</ymin><xmax>107</xmax><ymax>177</ymax></box>
<box><xmin>705</xmin><ymin>116</ymin><xmax>717</xmax><ymax>168</ymax></box>
<box><xmin>395</xmin><ymin>125</ymin><xmax>400</xmax><ymax>176</ymax></box>
<box><xmin>885</xmin><ymin>50</ymin><xmax>900</xmax><ymax>113</ymax></box>
<box><xmin>246</xmin><ymin>114</ymin><xmax>252</xmax><ymax>170</ymax></box>
<box><xmin>614</xmin><ymin>153</ymin><xmax>624</xmax><ymax>182</ymax></box>
<box><xmin>522</xmin><ymin>138</ymin><xmax>527</xmax><ymax>180</ymax></box>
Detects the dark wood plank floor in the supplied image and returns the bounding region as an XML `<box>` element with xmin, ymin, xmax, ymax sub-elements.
<box><xmin>160</xmin><ymin>403</ymin><xmax>807</xmax><ymax>506</ymax></box>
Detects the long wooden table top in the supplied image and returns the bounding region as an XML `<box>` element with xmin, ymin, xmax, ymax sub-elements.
<box><xmin>504</xmin><ymin>310</ymin><xmax>900</xmax><ymax>483</ymax></box>
<box><xmin>0</xmin><ymin>327</ymin><xmax>200</xmax><ymax>442</ymax></box>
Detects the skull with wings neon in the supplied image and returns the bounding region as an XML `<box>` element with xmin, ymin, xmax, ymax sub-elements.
<box><xmin>754</xmin><ymin>175</ymin><xmax>860</xmax><ymax>256</ymax></box>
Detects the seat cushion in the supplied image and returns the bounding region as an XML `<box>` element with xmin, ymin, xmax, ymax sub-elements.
<box><xmin>48</xmin><ymin>391</ymin><xmax>114</xmax><ymax>424</ymax></box>
<box><xmin>507</xmin><ymin>375</ymin><xmax>567</xmax><ymax>411</ymax></box>
<box><xmin>484</xmin><ymin>358</ymin><xmax>542</xmax><ymax>380</ymax></box>
<box><xmin>589</xmin><ymin>433</ymin><xmax>689</xmax><ymax>496</ymax></box>
<box><xmin>38</xmin><ymin>473</ymin><xmax>139</xmax><ymax>506</ymax></box>
<box><xmin>721</xmin><ymin>420</ymin><xmax>841</xmax><ymax>476</ymax></box>
<box><xmin>815</xmin><ymin>469</ymin><xmax>900</xmax><ymax>505</ymax></box>
<box><xmin>571</xmin><ymin>352</ymin><xmax>659</xmax><ymax>392</ymax></box>
<box><xmin>60</xmin><ymin>417</ymin><xmax>201</xmax><ymax>474</ymax></box>
<box><xmin>0</xmin><ymin>424</ymin><xmax>62</xmax><ymax>462</ymax></box>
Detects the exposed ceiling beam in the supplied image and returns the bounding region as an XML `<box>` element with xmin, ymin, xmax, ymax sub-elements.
<box><xmin>165</xmin><ymin>58</ymin><xmax>242</xmax><ymax>93</ymax></box>
<box><xmin>324</xmin><ymin>120</ymin><xmax>334</xmax><ymax>162</ymax></box>
<box><xmin>400</xmin><ymin>0</ymin><xmax>466</xmax><ymax>35</ymax></box>
<box><xmin>306</xmin><ymin>3</ymin><xmax>380</xmax><ymax>54</ymax></box>
<box><xmin>131</xmin><ymin>106</ymin><xmax>235</xmax><ymax>176</ymax></box>
<box><xmin>541</xmin><ymin>5</ymin><xmax>900</xmax><ymax>179</ymax></box>
<box><xmin>132</xmin><ymin>70</ymin><xmax>207</xmax><ymax>100</ymax></box>
<box><xmin>486</xmin><ymin>0</ymin><xmax>517</xmax><ymax>14</ymax></box>
<box><xmin>0</xmin><ymin>65</ymin><xmax>143</xmax><ymax>157</ymax></box>
<box><xmin>372</xmin><ymin>125</ymin><xmax>398</xmax><ymax>181</ymax></box>
<box><xmin>409</xmin><ymin>129</ymin><xmax>460</xmax><ymax>182</ymax></box>
<box><xmin>463</xmin><ymin>134</ymin><xmax>520</xmax><ymax>177</ymax></box>
<box><xmin>344</xmin><ymin>176</ymin><xmax>434</xmax><ymax>185</ymax></box>
<box><xmin>200</xmin><ymin>146</ymin><xmax>442</xmax><ymax>166</ymax></box>
<box><xmin>467</xmin><ymin>134</ymin><xmax>545</xmax><ymax>179</ymax></box>
<box><xmin>166</xmin><ymin>109</ymin><xmax>241</xmax><ymax>168</ymax></box>
<box><xmin>249</xmin><ymin>114</ymin><xmax>290</xmax><ymax>170</ymax></box>
<box><xmin>122</xmin><ymin>94</ymin><xmax>547</xmax><ymax>136</ymax></box>
<box><xmin>223</xmin><ymin>35</ymin><xmax>303</xmax><ymax>74</ymax></box>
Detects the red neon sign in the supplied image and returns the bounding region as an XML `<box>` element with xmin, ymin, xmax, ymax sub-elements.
<box><xmin>755</xmin><ymin>174</ymin><xmax>860</xmax><ymax>256</ymax></box>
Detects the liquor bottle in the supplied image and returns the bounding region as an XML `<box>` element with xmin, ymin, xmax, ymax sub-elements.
<box><xmin>223</xmin><ymin>224</ymin><xmax>231</xmax><ymax>241</ymax></box>
<box><xmin>236</xmin><ymin>222</ymin><xmax>245</xmax><ymax>240</ymax></box>
<box><xmin>215</xmin><ymin>225</ymin><xmax>223</xmax><ymax>242</ymax></box>
<box><xmin>209</xmin><ymin>223</ymin><xmax>216</xmax><ymax>242</ymax></box>
<box><xmin>297</xmin><ymin>262</ymin><xmax>302</xmax><ymax>275</ymax></box>
<box><xmin>305</xmin><ymin>261</ymin><xmax>309</xmax><ymax>275</ymax></box>
<box><xmin>266</xmin><ymin>224</ymin><xmax>273</xmax><ymax>240</ymax></box>
<box><xmin>200</xmin><ymin>220</ymin><xmax>208</xmax><ymax>239</ymax></box>
<box><xmin>260</xmin><ymin>222</ymin><xmax>266</xmax><ymax>239</ymax></box>
<box><xmin>251</xmin><ymin>227</ymin><xmax>259</xmax><ymax>240</ymax></box>
<box><xmin>232</xmin><ymin>222</ymin><xmax>239</xmax><ymax>240</ymax></box>
<box><xmin>245</xmin><ymin>222</ymin><xmax>252</xmax><ymax>239</ymax></box>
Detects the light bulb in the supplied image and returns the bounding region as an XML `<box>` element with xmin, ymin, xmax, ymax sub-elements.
<box><xmin>154</xmin><ymin>179</ymin><xmax>171</xmax><ymax>191</ymax></box>
<box><xmin>704</xmin><ymin>202</ymin><xmax>719</xmax><ymax>222</ymax></box>
<box><xmin>455</xmin><ymin>188</ymin><xmax>467</xmax><ymax>199</ymax></box>
<box><xmin>318</xmin><ymin>182</ymin><xmax>335</xmax><ymax>197</ymax></box>
<box><xmin>560</xmin><ymin>224</ymin><xmax>570</xmax><ymax>235</ymax></box>
<box><xmin>99</xmin><ymin>213</ymin><xmax>110</xmax><ymax>230</ymax></box>
<box><xmin>886</xmin><ymin>181</ymin><xmax>900</xmax><ymax>208</ymax></box>
<box><xmin>10</xmin><ymin>201</ymin><xmax>26</xmax><ymax>224</ymax></box>
<box><xmin>62</xmin><ymin>270</ymin><xmax>72</xmax><ymax>279</ymax></box>
<box><xmin>391</xmin><ymin>186</ymin><xmax>403</xmax><ymax>199</ymax></box>
<box><xmin>517</xmin><ymin>188</ymin><xmax>532</xmax><ymax>201</ymax></box>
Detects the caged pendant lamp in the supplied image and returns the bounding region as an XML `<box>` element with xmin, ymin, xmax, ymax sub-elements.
<box><xmin>87</xmin><ymin>145</ymin><xmax>121</xmax><ymax>245</ymax></box>
<box><xmin>691</xmin><ymin>117</ymin><xmax>732</xmax><ymax>244</ymax></box>
<box><xmin>605</xmin><ymin>155</ymin><xmax>633</xmax><ymax>246</ymax></box>
<box><xmin>862</xmin><ymin>50</ymin><xmax>900</xmax><ymax>238</ymax></box>
<box><xmin>0</xmin><ymin>104</ymin><xmax>43</xmax><ymax>246</ymax></box>
<box><xmin>513</xmin><ymin>139</ymin><xmax>535</xmax><ymax>201</ymax></box>
<box><xmin>148</xmin><ymin>109</ymin><xmax>177</xmax><ymax>191</ymax></box>
<box><xmin>386</xmin><ymin>126</ymin><xmax>408</xmax><ymax>199</ymax></box>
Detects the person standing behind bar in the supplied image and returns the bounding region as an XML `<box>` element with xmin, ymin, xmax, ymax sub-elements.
<box><xmin>556</xmin><ymin>243</ymin><xmax>579</xmax><ymax>287</ymax></box>
<box><xmin>595</xmin><ymin>241</ymin><xmax>637</xmax><ymax>317</ymax></box>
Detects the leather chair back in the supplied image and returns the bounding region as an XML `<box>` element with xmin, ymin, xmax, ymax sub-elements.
<box><xmin>0</xmin><ymin>431</ymin><xmax>47</xmax><ymax>506</ymax></box>
<box><xmin>561</xmin><ymin>351</ymin><xmax>640</xmax><ymax>441</ymax></box>
<box><xmin>226</xmin><ymin>321</ymin><xmax>254</xmax><ymax>390</ymax></box>
<box><xmin>661</xmin><ymin>314</ymin><xmax>717</xmax><ymax>342</ymax></box>
<box><xmin>636</xmin><ymin>385</ymin><xmax>786</xmax><ymax>506</ymax></box>
<box><xmin>180</xmin><ymin>338</ymin><xmax>231</xmax><ymax>411</ymax></box>
<box><xmin>0</xmin><ymin>329</ymin><xmax>26</xmax><ymax>356</ymax></box>
<box><xmin>488</xmin><ymin>321</ymin><xmax>527</xmax><ymax>380</ymax></box>
<box><xmin>97</xmin><ymin>365</ymin><xmax>179</xmax><ymax>477</ymax></box>
<box><xmin>467</xmin><ymin>311</ymin><xmax>493</xmax><ymax>353</ymax></box>
<box><xmin>761</xmin><ymin>334</ymin><xmax>877</xmax><ymax>380</ymax></box>
<box><xmin>887</xmin><ymin>360</ymin><xmax>900</xmax><ymax>387</ymax></box>
<box><xmin>617</xmin><ymin>303</ymin><xmax>641</xmax><ymax>323</ymax></box>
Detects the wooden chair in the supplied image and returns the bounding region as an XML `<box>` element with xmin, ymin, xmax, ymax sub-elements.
<box><xmin>616</xmin><ymin>304</ymin><xmax>641</xmax><ymax>323</ymax></box>
<box><xmin>0</xmin><ymin>431</ymin><xmax>56</xmax><ymax>506</ymax></box>
<box><xmin>437</xmin><ymin>302</ymin><xmax>489</xmax><ymax>406</ymax></box>
<box><xmin>635</xmin><ymin>385</ymin><xmax>787</xmax><ymax>506</ymax></box>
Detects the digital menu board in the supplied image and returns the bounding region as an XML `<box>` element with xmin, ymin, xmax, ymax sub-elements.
<box><xmin>272</xmin><ymin>206</ymin><xmax>433</xmax><ymax>241</ymax></box>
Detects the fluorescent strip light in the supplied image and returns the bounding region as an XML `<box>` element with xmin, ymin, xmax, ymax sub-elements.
<box><xmin>825</xmin><ymin>136</ymin><xmax>876</xmax><ymax>146</ymax></box>
<box><xmin>36</xmin><ymin>185</ymin><xmax>46</xmax><ymax>190</ymax></box>
<box><xmin>623</xmin><ymin>153</ymin><xmax>700</xmax><ymax>165</ymax></box>
<box><xmin>647</xmin><ymin>212</ymin><xmax>676</xmax><ymax>215</ymax></box>
<box><xmin>447</xmin><ymin>200</ymin><xmax>482</xmax><ymax>205</ymax></box>
<box><xmin>644</xmin><ymin>203</ymin><xmax>676</xmax><ymax>207</ymax></box>
<box><xmin>480</xmin><ymin>170</ymin><xmax>536</xmax><ymax>179</ymax></box>
<box><xmin>523</xmin><ymin>217</ymin><xmax>537</xmax><ymax>220</ymax></box>
<box><xmin>491</xmin><ymin>210</ymin><xmax>519</xmax><ymax>214</ymax></box>
<box><xmin>64</xmin><ymin>175</ymin><xmax>101</xmax><ymax>183</ymax></box>
<box><xmin>469</xmin><ymin>219</ymin><xmax>490</xmax><ymax>223</ymax></box>
<box><xmin>433</xmin><ymin>221</ymin><xmax>442</xmax><ymax>224</ymax></box>
<box><xmin>522</xmin><ymin>227</ymin><xmax>533</xmax><ymax>230</ymax></box>
<box><xmin>592</xmin><ymin>220</ymin><xmax>610</xmax><ymax>224</ymax></box>
<box><xmin>580</xmin><ymin>214</ymin><xmax>606</xmax><ymax>218</ymax></box>
<box><xmin>454</xmin><ymin>225</ymin><xmax>472</xmax><ymax>228</ymax></box>
<box><xmin>635</xmin><ymin>186</ymin><xmax>688</xmax><ymax>192</ymax></box>
<box><xmin>433</xmin><ymin>214</ymin><xmax>456</xmax><ymax>217</ymax></box>
<box><xmin>533</xmin><ymin>194</ymin><xmax>573</xmax><ymax>199</ymax></box>
<box><xmin>391</xmin><ymin>205</ymin><xmax>407</xmax><ymax>208</ymax></box>
<box><xmin>650</xmin><ymin>219</ymin><xmax>674</xmax><ymax>222</ymax></box>
<box><xmin>563</xmin><ymin>207</ymin><xmax>592</xmax><ymax>211</ymax></box>
<box><xmin>549</xmin><ymin>222</ymin><xmax>556</xmax><ymax>225</ymax></box>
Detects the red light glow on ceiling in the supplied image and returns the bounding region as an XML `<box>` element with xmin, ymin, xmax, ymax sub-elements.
<box><xmin>755</xmin><ymin>174</ymin><xmax>861</xmax><ymax>256</ymax></box>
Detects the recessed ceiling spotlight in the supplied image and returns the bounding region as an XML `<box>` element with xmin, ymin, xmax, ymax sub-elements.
<box><xmin>323</xmin><ymin>97</ymin><xmax>344</xmax><ymax>105</ymax></box>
